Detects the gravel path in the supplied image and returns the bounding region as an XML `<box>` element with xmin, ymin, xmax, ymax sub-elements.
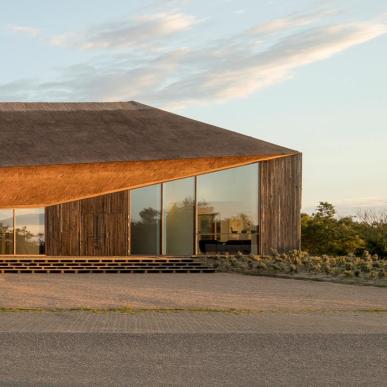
<box><xmin>0</xmin><ymin>273</ymin><xmax>386</xmax><ymax>311</ymax></box>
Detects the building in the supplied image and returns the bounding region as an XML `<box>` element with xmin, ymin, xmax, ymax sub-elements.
<box><xmin>0</xmin><ymin>101</ymin><xmax>302</xmax><ymax>258</ymax></box>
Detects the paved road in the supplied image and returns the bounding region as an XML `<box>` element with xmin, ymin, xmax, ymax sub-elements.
<box><xmin>0</xmin><ymin>311</ymin><xmax>386</xmax><ymax>386</ymax></box>
<box><xmin>0</xmin><ymin>332</ymin><xmax>386</xmax><ymax>386</ymax></box>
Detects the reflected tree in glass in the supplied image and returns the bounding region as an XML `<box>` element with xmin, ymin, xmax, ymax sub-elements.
<box><xmin>130</xmin><ymin>185</ymin><xmax>161</xmax><ymax>255</ymax></box>
<box><xmin>0</xmin><ymin>209</ymin><xmax>14</xmax><ymax>255</ymax></box>
<box><xmin>163</xmin><ymin>178</ymin><xmax>194</xmax><ymax>255</ymax></box>
<box><xmin>197</xmin><ymin>163</ymin><xmax>259</xmax><ymax>255</ymax></box>
<box><xmin>15</xmin><ymin>208</ymin><xmax>45</xmax><ymax>255</ymax></box>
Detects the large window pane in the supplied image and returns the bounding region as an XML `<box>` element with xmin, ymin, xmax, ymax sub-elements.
<box><xmin>130</xmin><ymin>185</ymin><xmax>161</xmax><ymax>255</ymax></box>
<box><xmin>0</xmin><ymin>209</ymin><xmax>14</xmax><ymax>255</ymax></box>
<box><xmin>162</xmin><ymin>178</ymin><xmax>195</xmax><ymax>255</ymax></box>
<box><xmin>15</xmin><ymin>208</ymin><xmax>45</xmax><ymax>255</ymax></box>
<box><xmin>197</xmin><ymin>163</ymin><xmax>258</xmax><ymax>255</ymax></box>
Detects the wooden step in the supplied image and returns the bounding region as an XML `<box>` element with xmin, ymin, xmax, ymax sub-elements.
<box><xmin>0</xmin><ymin>256</ymin><xmax>214</xmax><ymax>273</ymax></box>
<box><xmin>0</xmin><ymin>268</ymin><xmax>214</xmax><ymax>274</ymax></box>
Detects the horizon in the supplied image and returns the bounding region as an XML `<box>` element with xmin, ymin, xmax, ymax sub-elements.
<box><xmin>1</xmin><ymin>0</ymin><xmax>386</xmax><ymax>215</ymax></box>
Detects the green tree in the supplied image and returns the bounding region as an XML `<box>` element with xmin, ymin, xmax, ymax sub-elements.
<box><xmin>315</xmin><ymin>202</ymin><xmax>336</xmax><ymax>219</ymax></box>
<box><xmin>301</xmin><ymin>202</ymin><xmax>365</xmax><ymax>255</ymax></box>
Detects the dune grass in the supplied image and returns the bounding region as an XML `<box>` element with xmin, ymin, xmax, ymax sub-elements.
<box><xmin>200</xmin><ymin>250</ymin><xmax>387</xmax><ymax>287</ymax></box>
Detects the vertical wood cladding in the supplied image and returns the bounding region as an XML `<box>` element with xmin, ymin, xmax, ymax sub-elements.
<box><xmin>45</xmin><ymin>201</ymin><xmax>81</xmax><ymax>256</ymax></box>
<box><xmin>259</xmin><ymin>154</ymin><xmax>302</xmax><ymax>255</ymax></box>
<box><xmin>45</xmin><ymin>191</ymin><xmax>129</xmax><ymax>256</ymax></box>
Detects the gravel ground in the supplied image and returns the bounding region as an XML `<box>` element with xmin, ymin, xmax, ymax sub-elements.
<box><xmin>0</xmin><ymin>273</ymin><xmax>386</xmax><ymax>311</ymax></box>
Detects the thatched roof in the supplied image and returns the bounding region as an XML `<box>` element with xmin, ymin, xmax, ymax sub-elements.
<box><xmin>0</xmin><ymin>101</ymin><xmax>296</xmax><ymax>168</ymax></box>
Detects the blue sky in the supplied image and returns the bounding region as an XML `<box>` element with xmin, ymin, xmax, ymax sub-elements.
<box><xmin>1</xmin><ymin>0</ymin><xmax>386</xmax><ymax>214</ymax></box>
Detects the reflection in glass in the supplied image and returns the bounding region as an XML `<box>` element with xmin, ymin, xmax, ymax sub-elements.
<box><xmin>130</xmin><ymin>185</ymin><xmax>161</xmax><ymax>255</ymax></box>
<box><xmin>197</xmin><ymin>163</ymin><xmax>258</xmax><ymax>255</ymax></box>
<box><xmin>15</xmin><ymin>208</ymin><xmax>45</xmax><ymax>254</ymax></box>
<box><xmin>162</xmin><ymin>178</ymin><xmax>195</xmax><ymax>255</ymax></box>
<box><xmin>0</xmin><ymin>209</ymin><xmax>14</xmax><ymax>255</ymax></box>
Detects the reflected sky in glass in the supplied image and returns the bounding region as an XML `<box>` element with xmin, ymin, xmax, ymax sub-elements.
<box><xmin>197</xmin><ymin>163</ymin><xmax>258</xmax><ymax>224</ymax></box>
<box><xmin>131</xmin><ymin>185</ymin><xmax>161</xmax><ymax>223</ymax></box>
<box><xmin>14</xmin><ymin>208</ymin><xmax>45</xmax><ymax>236</ymax></box>
<box><xmin>163</xmin><ymin>177</ymin><xmax>194</xmax><ymax>255</ymax></box>
<box><xmin>0</xmin><ymin>210</ymin><xmax>13</xmax><ymax>228</ymax></box>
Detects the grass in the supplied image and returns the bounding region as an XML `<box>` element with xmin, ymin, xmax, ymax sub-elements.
<box><xmin>0</xmin><ymin>306</ymin><xmax>385</xmax><ymax>314</ymax></box>
<box><xmin>0</xmin><ymin>306</ymin><xmax>251</xmax><ymax>314</ymax></box>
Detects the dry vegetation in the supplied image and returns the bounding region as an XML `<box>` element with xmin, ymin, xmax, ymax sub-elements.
<box><xmin>200</xmin><ymin>250</ymin><xmax>387</xmax><ymax>287</ymax></box>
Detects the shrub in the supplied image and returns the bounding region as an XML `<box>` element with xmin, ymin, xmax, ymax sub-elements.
<box><xmin>345</xmin><ymin>263</ymin><xmax>353</xmax><ymax>271</ymax></box>
<box><xmin>256</xmin><ymin>261</ymin><xmax>267</xmax><ymax>271</ymax></box>
<box><xmin>359</xmin><ymin>262</ymin><xmax>372</xmax><ymax>273</ymax></box>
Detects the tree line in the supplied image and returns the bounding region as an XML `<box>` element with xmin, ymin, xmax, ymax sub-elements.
<box><xmin>301</xmin><ymin>202</ymin><xmax>387</xmax><ymax>257</ymax></box>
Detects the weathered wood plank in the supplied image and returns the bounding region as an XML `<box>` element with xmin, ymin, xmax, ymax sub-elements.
<box><xmin>46</xmin><ymin>191</ymin><xmax>129</xmax><ymax>256</ymax></box>
<box><xmin>259</xmin><ymin>154</ymin><xmax>302</xmax><ymax>254</ymax></box>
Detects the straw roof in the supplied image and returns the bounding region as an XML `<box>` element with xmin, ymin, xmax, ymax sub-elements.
<box><xmin>0</xmin><ymin>101</ymin><xmax>296</xmax><ymax>168</ymax></box>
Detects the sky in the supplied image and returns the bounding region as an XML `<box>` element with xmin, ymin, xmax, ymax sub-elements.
<box><xmin>1</xmin><ymin>0</ymin><xmax>386</xmax><ymax>215</ymax></box>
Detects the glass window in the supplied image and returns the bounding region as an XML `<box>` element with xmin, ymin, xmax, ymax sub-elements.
<box><xmin>0</xmin><ymin>209</ymin><xmax>14</xmax><ymax>255</ymax></box>
<box><xmin>162</xmin><ymin>177</ymin><xmax>195</xmax><ymax>255</ymax></box>
<box><xmin>15</xmin><ymin>208</ymin><xmax>45</xmax><ymax>255</ymax></box>
<box><xmin>197</xmin><ymin>163</ymin><xmax>258</xmax><ymax>255</ymax></box>
<box><xmin>130</xmin><ymin>185</ymin><xmax>161</xmax><ymax>255</ymax></box>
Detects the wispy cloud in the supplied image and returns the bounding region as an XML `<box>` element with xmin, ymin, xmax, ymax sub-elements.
<box><xmin>50</xmin><ymin>12</ymin><xmax>197</xmax><ymax>49</ymax></box>
<box><xmin>1</xmin><ymin>10</ymin><xmax>386</xmax><ymax>108</ymax></box>
<box><xmin>7</xmin><ymin>24</ymin><xmax>41</xmax><ymax>37</ymax></box>
<box><xmin>248</xmin><ymin>9</ymin><xmax>333</xmax><ymax>35</ymax></box>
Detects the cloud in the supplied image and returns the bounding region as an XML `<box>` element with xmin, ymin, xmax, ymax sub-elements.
<box><xmin>248</xmin><ymin>9</ymin><xmax>333</xmax><ymax>35</ymax></box>
<box><xmin>7</xmin><ymin>25</ymin><xmax>41</xmax><ymax>37</ymax></box>
<box><xmin>1</xmin><ymin>11</ymin><xmax>386</xmax><ymax>108</ymax></box>
<box><xmin>50</xmin><ymin>12</ymin><xmax>197</xmax><ymax>49</ymax></box>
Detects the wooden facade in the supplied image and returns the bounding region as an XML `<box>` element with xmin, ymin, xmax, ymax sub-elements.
<box><xmin>46</xmin><ymin>191</ymin><xmax>129</xmax><ymax>256</ymax></box>
<box><xmin>259</xmin><ymin>154</ymin><xmax>302</xmax><ymax>254</ymax></box>
<box><xmin>45</xmin><ymin>155</ymin><xmax>302</xmax><ymax>256</ymax></box>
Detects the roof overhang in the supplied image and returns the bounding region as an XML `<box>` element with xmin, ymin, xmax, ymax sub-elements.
<box><xmin>0</xmin><ymin>154</ymin><xmax>296</xmax><ymax>207</ymax></box>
